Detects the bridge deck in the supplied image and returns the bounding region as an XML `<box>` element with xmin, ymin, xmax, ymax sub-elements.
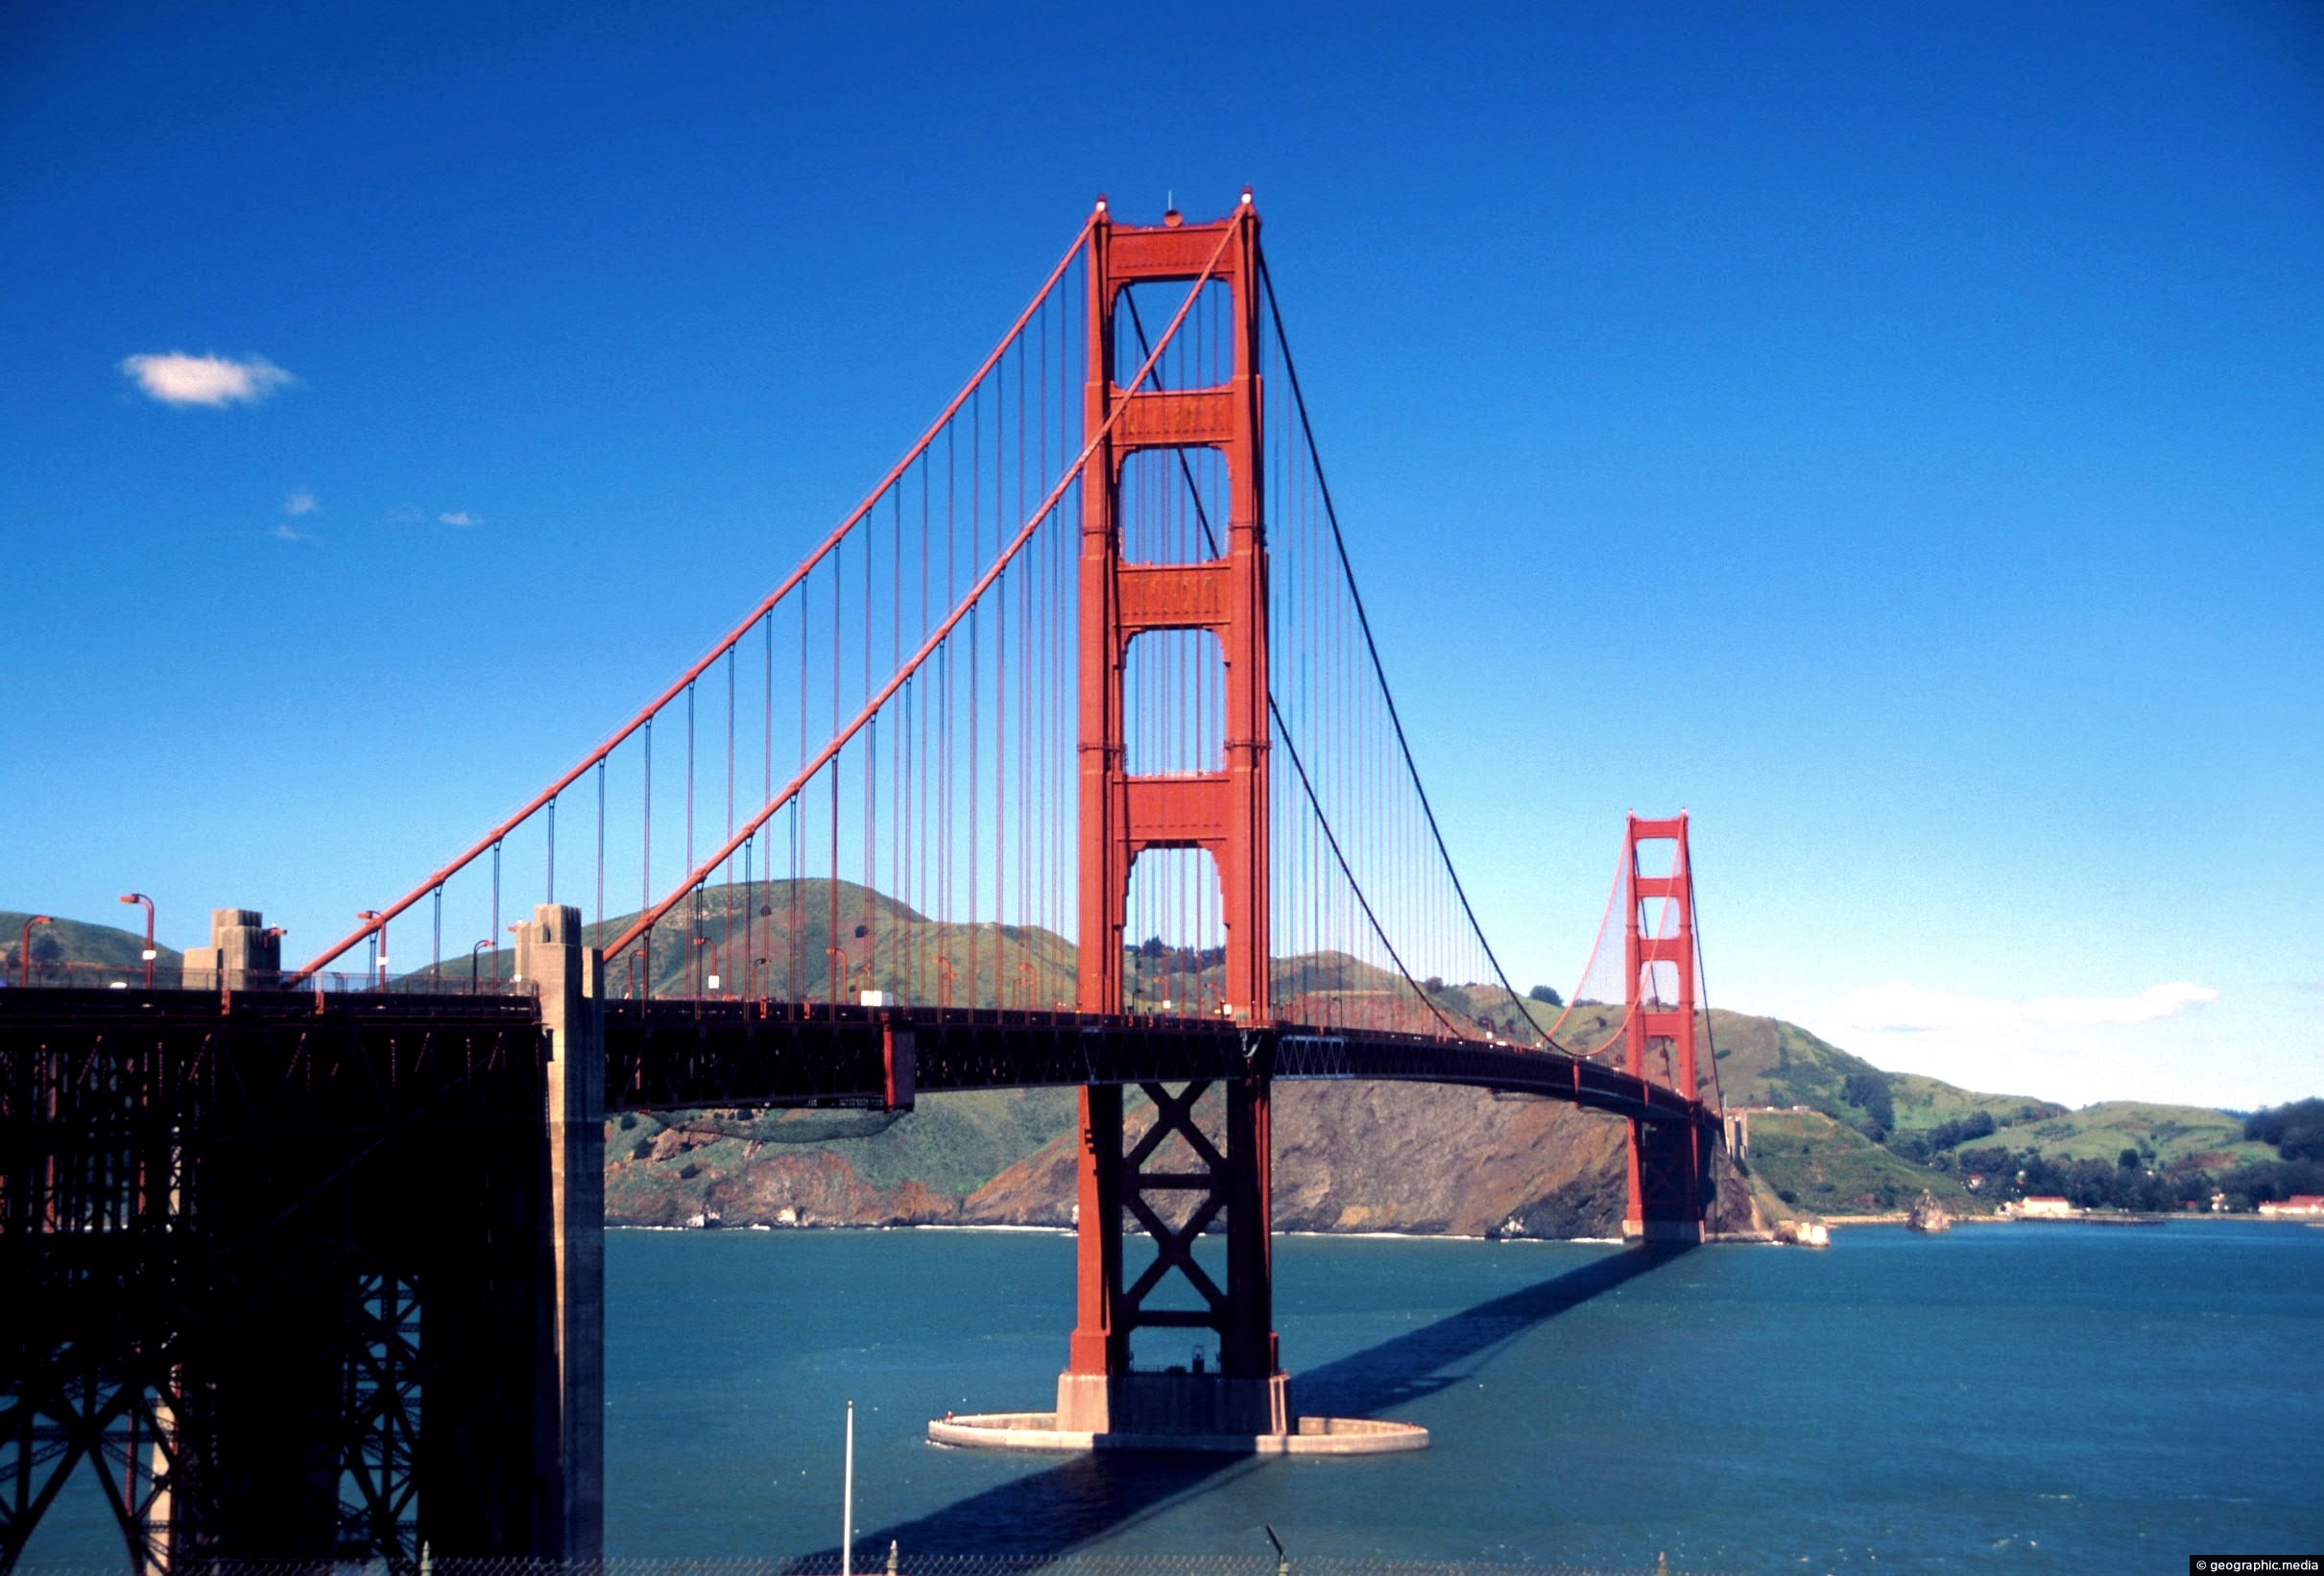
<box><xmin>0</xmin><ymin>987</ymin><xmax>1715</xmax><ymax>1130</ymax></box>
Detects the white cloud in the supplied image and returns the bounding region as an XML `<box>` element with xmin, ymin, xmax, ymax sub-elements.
<box><xmin>274</xmin><ymin>521</ymin><xmax>307</xmax><ymax>542</ymax></box>
<box><xmin>284</xmin><ymin>490</ymin><xmax>318</xmax><ymax>516</ymax></box>
<box><xmin>2028</xmin><ymin>981</ymin><xmax>2218</xmax><ymax>1025</ymax></box>
<box><xmin>121</xmin><ymin>352</ymin><xmax>295</xmax><ymax>407</ymax></box>
<box><xmin>1811</xmin><ymin>977</ymin><xmax>2232</xmax><ymax>1108</ymax></box>
<box><xmin>1834</xmin><ymin>983</ymin><xmax>2011</xmax><ymax>1035</ymax></box>
<box><xmin>439</xmin><ymin>511</ymin><xmax>478</xmax><ymax>527</ymax></box>
<box><xmin>1833</xmin><ymin>980</ymin><xmax>2218</xmax><ymax>1035</ymax></box>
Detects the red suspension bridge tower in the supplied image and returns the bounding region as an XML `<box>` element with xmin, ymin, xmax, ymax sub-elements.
<box><xmin>1060</xmin><ymin>192</ymin><xmax>1286</xmax><ymax>1436</ymax></box>
<box><xmin>1623</xmin><ymin>812</ymin><xmax>1709</xmax><ymax>1243</ymax></box>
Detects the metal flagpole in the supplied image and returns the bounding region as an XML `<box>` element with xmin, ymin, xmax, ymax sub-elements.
<box><xmin>843</xmin><ymin>1399</ymin><xmax>855</xmax><ymax>1576</ymax></box>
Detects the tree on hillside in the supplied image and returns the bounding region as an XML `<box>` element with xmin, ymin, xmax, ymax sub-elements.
<box><xmin>1527</xmin><ymin>984</ymin><xmax>1563</xmax><ymax>1007</ymax></box>
<box><xmin>1888</xmin><ymin>1110</ymin><xmax>1996</xmax><ymax>1164</ymax></box>
<box><xmin>1842</xmin><ymin>1070</ymin><xmax>1894</xmax><ymax>1142</ymax></box>
<box><xmin>2244</xmin><ymin>1098</ymin><xmax>2324</xmax><ymax>1161</ymax></box>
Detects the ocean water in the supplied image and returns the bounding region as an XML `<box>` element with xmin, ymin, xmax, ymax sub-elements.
<box><xmin>598</xmin><ymin>1222</ymin><xmax>2324</xmax><ymax>1572</ymax></box>
<box><xmin>20</xmin><ymin>1221</ymin><xmax>2324</xmax><ymax>1571</ymax></box>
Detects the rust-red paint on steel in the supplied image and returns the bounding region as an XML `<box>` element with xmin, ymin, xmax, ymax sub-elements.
<box><xmin>1069</xmin><ymin>193</ymin><xmax>1275</xmax><ymax>1383</ymax></box>
<box><xmin>1073</xmin><ymin>198</ymin><xmax>1270</xmax><ymax>1025</ymax></box>
<box><xmin>292</xmin><ymin>218</ymin><xmax>1099</xmax><ymax>985</ymax></box>
<box><xmin>1622</xmin><ymin>810</ymin><xmax>1704</xmax><ymax>1230</ymax></box>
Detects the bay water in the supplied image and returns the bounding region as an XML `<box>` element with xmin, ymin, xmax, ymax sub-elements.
<box><xmin>604</xmin><ymin>1220</ymin><xmax>2321</xmax><ymax>1572</ymax></box>
<box><xmin>21</xmin><ymin>1221</ymin><xmax>2322</xmax><ymax>1572</ymax></box>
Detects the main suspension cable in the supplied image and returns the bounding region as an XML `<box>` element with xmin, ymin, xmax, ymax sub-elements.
<box><xmin>1258</xmin><ymin>257</ymin><xmax>1561</xmax><ymax>1046</ymax></box>
<box><xmin>1120</xmin><ymin>292</ymin><xmax>1471</xmax><ymax>1042</ymax></box>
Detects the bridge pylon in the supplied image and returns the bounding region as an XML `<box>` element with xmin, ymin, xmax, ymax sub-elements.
<box><xmin>1060</xmin><ymin>191</ymin><xmax>1286</xmax><ymax>1438</ymax></box>
<box><xmin>1622</xmin><ymin>812</ymin><xmax>1713</xmax><ymax>1242</ymax></box>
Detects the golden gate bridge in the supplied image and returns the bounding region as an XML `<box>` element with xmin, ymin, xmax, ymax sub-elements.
<box><xmin>1</xmin><ymin>192</ymin><xmax>1721</xmax><ymax>1568</ymax></box>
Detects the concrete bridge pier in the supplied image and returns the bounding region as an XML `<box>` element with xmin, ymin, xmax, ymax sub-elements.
<box><xmin>1625</xmin><ymin>1117</ymin><xmax>1713</xmax><ymax>1244</ymax></box>
<box><xmin>514</xmin><ymin>904</ymin><xmax>605</xmax><ymax>1559</ymax></box>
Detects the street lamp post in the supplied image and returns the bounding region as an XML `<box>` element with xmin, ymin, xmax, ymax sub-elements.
<box><xmin>356</xmin><ymin>911</ymin><xmax>384</xmax><ymax>991</ymax></box>
<box><xmin>118</xmin><ymin>894</ymin><xmax>156</xmax><ymax>989</ymax></box>
<box><xmin>17</xmin><ymin>915</ymin><xmax>51</xmax><ymax>987</ymax></box>
<box><xmin>470</xmin><ymin>939</ymin><xmax>492</xmax><ymax>995</ymax></box>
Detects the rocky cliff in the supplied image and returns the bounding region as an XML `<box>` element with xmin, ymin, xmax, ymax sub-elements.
<box><xmin>606</xmin><ymin>1079</ymin><xmax>1757</xmax><ymax>1239</ymax></box>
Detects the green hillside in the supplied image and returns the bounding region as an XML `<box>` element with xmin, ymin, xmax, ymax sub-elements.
<box><xmin>0</xmin><ymin>909</ymin><xmax>182</xmax><ymax>980</ymax></box>
<box><xmin>413</xmin><ymin>877</ymin><xmax>1569</xmax><ymax>1044</ymax></box>
<box><xmin>1982</xmin><ymin>1100</ymin><xmax>2273</xmax><ymax>1168</ymax></box>
<box><xmin>1739</xmin><ymin>1109</ymin><xmax>1979</xmax><ymax>1214</ymax></box>
<box><xmin>1702</xmin><ymin>1011</ymin><xmax>1911</xmax><ymax>1134</ymax></box>
<box><xmin>1885</xmin><ymin>1071</ymin><xmax>2063</xmax><ymax>1132</ymax></box>
<box><xmin>404</xmin><ymin>878</ymin><xmax>1082</xmax><ymax>1008</ymax></box>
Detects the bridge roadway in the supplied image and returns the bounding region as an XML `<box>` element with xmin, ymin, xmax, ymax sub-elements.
<box><xmin>606</xmin><ymin>996</ymin><xmax>1714</xmax><ymax>1128</ymax></box>
<box><xmin>0</xmin><ymin>984</ymin><xmax>1716</xmax><ymax>1129</ymax></box>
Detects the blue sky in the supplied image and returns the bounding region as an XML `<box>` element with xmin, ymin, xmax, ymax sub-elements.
<box><xmin>4</xmin><ymin>1</ymin><xmax>2318</xmax><ymax>1108</ymax></box>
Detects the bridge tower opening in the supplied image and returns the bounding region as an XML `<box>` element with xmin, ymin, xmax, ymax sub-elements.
<box><xmin>1623</xmin><ymin>812</ymin><xmax>1712</xmax><ymax>1243</ymax></box>
<box><xmin>1060</xmin><ymin>191</ymin><xmax>1286</xmax><ymax>1437</ymax></box>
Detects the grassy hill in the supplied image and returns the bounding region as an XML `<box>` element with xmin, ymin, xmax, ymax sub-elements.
<box><xmin>1980</xmin><ymin>1100</ymin><xmax>2273</xmax><ymax>1168</ymax></box>
<box><xmin>1739</xmin><ymin>1109</ymin><xmax>1979</xmax><ymax>1215</ymax></box>
<box><xmin>1886</xmin><ymin>1071</ymin><xmax>2063</xmax><ymax>1132</ymax></box>
<box><xmin>0</xmin><ymin>909</ymin><xmax>182</xmax><ymax>980</ymax></box>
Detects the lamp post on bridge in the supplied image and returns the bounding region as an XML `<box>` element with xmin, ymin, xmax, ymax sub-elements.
<box><xmin>118</xmin><ymin>894</ymin><xmax>156</xmax><ymax>988</ymax></box>
<box><xmin>356</xmin><ymin>910</ymin><xmax>385</xmax><ymax>990</ymax></box>
<box><xmin>17</xmin><ymin>914</ymin><xmax>51</xmax><ymax>987</ymax></box>
<box><xmin>471</xmin><ymin>938</ymin><xmax>493</xmax><ymax>994</ymax></box>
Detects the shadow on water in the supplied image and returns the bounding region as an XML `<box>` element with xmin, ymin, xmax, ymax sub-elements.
<box><xmin>814</xmin><ymin>1242</ymin><xmax>1691</xmax><ymax>1564</ymax></box>
<box><xmin>1290</xmin><ymin>1240</ymin><xmax>1689</xmax><ymax>1421</ymax></box>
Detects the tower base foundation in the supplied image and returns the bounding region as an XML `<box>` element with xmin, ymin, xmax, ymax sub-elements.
<box><xmin>931</xmin><ymin>1368</ymin><xmax>1422</xmax><ymax>1454</ymax></box>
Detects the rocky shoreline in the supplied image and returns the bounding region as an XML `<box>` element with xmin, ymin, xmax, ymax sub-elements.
<box><xmin>606</xmin><ymin>1081</ymin><xmax>1761</xmax><ymax>1242</ymax></box>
